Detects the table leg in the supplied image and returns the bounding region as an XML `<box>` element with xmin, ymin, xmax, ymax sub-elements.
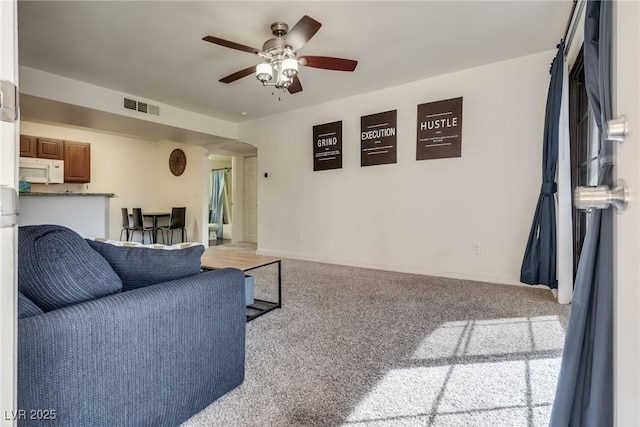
<box><xmin>277</xmin><ymin>260</ymin><xmax>282</xmax><ymax>308</ymax></box>
<box><xmin>246</xmin><ymin>260</ymin><xmax>281</xmax><ymax>321</ymax></box>
<box><xmin>153</xmin><ymin>216</ymin><xmax>158</xmax><ymax>243</ymax></box>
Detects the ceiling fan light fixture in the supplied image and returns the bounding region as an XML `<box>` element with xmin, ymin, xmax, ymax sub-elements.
<box><xmin>256</xmin><ymin>63</ymin><xmax>273</xmax><ymax>82</ymax></box>
<box><xmin>281</xmin><ymin>58</ymin><xmax>298</xmax><ymax>78</ymax></box>
<box><xmin>205</xmin><ymin>15</ymin><xmax>357</xmax><ymax>95</ymax></box>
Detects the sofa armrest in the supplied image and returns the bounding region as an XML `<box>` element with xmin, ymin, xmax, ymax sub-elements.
<box><xmin>18</xmin><ymin>268</ymin><xmax>246</xmax><ymax>427</ymax></box>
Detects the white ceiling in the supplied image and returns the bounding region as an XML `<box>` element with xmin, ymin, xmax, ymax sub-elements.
<box><xmin>17</xmin><ymin>1</ymin><xmax>572</xmax><ymax>125</ymax></box>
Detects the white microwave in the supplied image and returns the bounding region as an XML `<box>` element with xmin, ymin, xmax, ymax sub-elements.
<box><xmin>19</xmin><ymin>157</ymin><xmax>64</xmax><ymax>184</ymax></box>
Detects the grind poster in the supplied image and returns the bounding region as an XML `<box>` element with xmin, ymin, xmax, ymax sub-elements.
<box><xmin>360</xmin><ymin>110</ymin><xmax>397</xmax><ymax>167</ymax></box>
<box><xmin>313</xmin><ymin>120</ymin><xmax>343</xmax><ymax>171</ymax></box>
<box><xmin>416</xmin><ymin>97</ymin><xmax>463</xmax><ymax>160</ymax></box>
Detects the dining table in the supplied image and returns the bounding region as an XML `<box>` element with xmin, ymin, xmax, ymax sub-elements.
<box><xmin>143</xmin><ymin>211</ymin><xmax>170</xmax><ymax>243</ymax></box>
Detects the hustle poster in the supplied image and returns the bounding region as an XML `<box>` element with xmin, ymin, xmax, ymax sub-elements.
<box><xmin>416</xmin><ymin>97</ymin><xmax>463</xmax><ymax>160</ymax></box>
<box><xmin>360</xmin><ymin>110</ymin><xmax>397</xmax><ymax>167</ymax></box>
<box><xmin>313</xmin><ymin>121</ymin><xmax>342</xmax><ymax>171</ymax></box>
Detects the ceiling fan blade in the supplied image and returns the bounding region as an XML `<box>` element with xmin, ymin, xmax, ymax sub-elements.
<box><xmin>284</xmin><ymin>15</ymin><xmax>322</xmax><ymax>51</ymax></box>
<box><xmin>203</xmin><ymin>35</ymin><xmax>261</xmax><ymax>55</ymax></box>
<box><xmin>219</xmin><ymin>65</ymin><xmax>256</xmax><ymax>84</ymax></box>
<box><xmin>288</xmin><ymin>76</ymin><xmax>303</xmax><ymax>94</ymax></box>
<box><xmin>299</xmin><ymin>56</ymin><xmax>358</xmax><ymax>72</ymax></box>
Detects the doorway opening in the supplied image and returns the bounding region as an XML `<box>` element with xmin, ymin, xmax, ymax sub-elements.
<box><xmin>203</xmin><ymin>145</ymin><xmax>258</xmax><ymax>249</ymax></box>
<box><xmin>208</xmin><ymin>154</ymin><xmax>233</xmax><ymax>246</ymax></box>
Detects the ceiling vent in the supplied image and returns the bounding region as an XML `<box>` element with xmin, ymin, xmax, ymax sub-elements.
<box><xmin>123</xmin><ymin>96</ymin><xmax>160</xmax><ymax>116</ymax></box>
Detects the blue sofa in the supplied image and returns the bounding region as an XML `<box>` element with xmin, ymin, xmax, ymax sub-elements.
<box><xmin>17</xmin><ymin>225</ymin><xmax>246</xmax><ymax>426</ymax></box>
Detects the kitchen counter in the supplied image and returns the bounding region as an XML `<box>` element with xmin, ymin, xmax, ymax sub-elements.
<box><xmin>19</xmin><ymin>193</ymin><xmax>114</xmax><ymax>237</ymax></box>
<box><xmin>20</xmin><ymin>192</ymin><xmax>115</xmax><ymax>197</ymax></box>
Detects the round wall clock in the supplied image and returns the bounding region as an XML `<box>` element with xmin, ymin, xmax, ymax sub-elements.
<box><xmin>169</xmin><ymin>149</ymin><xmax>187</xmax><ymax>176</ymax></box>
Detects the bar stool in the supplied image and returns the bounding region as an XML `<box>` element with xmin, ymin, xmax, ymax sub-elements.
<box><xmin>159</xmin><ymin>207</ymin><xmax>187</xmax><ymax>245</ymax></box>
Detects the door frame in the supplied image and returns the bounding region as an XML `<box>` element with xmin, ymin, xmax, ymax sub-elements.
<box><xmin>0</xmin><ymin>0</ymin><xmax>19</xmax><ymax>424</ymax></box>
<box><xmin>613</xmin><ymin>0</ymin><xmax>640</xmax><ymax>424</ymax></box>
<box><xmin>243</xmin><ymin>155</ymin><xmax>257</xmax><ymax>244</ymax></box>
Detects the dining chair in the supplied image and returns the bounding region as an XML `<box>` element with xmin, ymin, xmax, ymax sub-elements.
<box><xmin>130</xmin><ymin>208</ymin><xmax>155</xmax><ymax>244</ymax></box>
<box><xmin>159</xmin><ymin>207</ymin><xmax>187</xmax><ymax>245</ymax></box>
<box><xmin>119</xmin><ymin>208</ymin><xmax>133</xmax><ymax>241</ymax></box>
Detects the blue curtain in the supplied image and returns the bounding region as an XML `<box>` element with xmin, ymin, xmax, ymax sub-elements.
<box><xmin>550</xmin><ymin>1</ymin><xmax>613</xmax><ymax>425</ymax></box>
<box><xmin>210</xmin><ymin>171</ymin><xmax>225</xmax><ymax>238</ymax></box>
<box><xmin>520</xmin><ymin>43</ymin><xmax>564</xmax><ymax>288</ymax></box>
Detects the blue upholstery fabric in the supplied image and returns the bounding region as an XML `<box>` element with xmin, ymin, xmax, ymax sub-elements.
<box><xmin>18</xmin><ymin>268</ymin><xmax>246</xmax><ymax>427</ymax></box>
<box><xmin>18</xmin><ymin>225</ymin><xmax>122</xmax><ymax>311</ymax></box>
<box><xmin>18</xmin><ymin>292</ymin><xmax>43</xmax><ymax>319</ymax></box>
<box><xmin>86</xmin><ymin>239</ymin><xmax>205</xmax><ymax>291</ymax></box>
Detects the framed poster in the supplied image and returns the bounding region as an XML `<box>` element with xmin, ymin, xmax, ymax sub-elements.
<box><xmin>313</xmin><ymin>120</ymin><xmax>342</xmax><ymax>171</ymax></box>
<box><xmin>416</xmin><ymin>97</ymin><xmax>463</xmax><ymax>160</ymax></box>
<box><xmin>361</xmin><ymin>110</ymin><xmax>397</xmax><ymax>167</ymax></box>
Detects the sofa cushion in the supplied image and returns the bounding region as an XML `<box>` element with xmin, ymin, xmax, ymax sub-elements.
<box><xmin>18</xmin><ymin>292</ymin><xmax>44</xmax><ymax>319</ymax></box>
<box><xmin>86</xmin><ymin>238</ymin><xmax>205</xmax><ymax>291</ymax></box>
<box><xmin>18</xmin><ymin>225</ymin><xmax>123</xmax><ymax>311</ymax></box>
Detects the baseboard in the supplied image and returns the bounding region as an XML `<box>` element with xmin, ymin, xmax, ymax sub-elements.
<box><xmin>256</xmin><ymin>248</ymin><xmax>549</xmax><ymax>290</ymax></box>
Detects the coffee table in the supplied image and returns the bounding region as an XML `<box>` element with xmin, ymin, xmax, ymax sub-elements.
<box><xmin>201</xmin><ymin>251</ymin><xmax>282</xmax><ymax>321</ymax></box>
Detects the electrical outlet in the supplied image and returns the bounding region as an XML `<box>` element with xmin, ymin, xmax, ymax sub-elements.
<box><xmin>297</xmin><ymin>231</ymin><xmax>303</xmax><ymax>241</ymax></box>
<box><xmin>472</xmin><ymin>243</ymin><xmax>481</xmax><ymax>255</ymax></box>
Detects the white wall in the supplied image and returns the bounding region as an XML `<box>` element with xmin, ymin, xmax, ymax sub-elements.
<box><xmin>239</xmin><ymin>50</ymin><xmax>553</xmax><ymax>285</ymax></box>
<box><xmin>153</xmin><ymin>141</ymin><xmax>208</xmax><ymax>243</ymax></box>
<box><xmin>209</xmin><ymin>155</ymin><xmax>232</xmax><ymax>171</ymax></box>
<box><xmin>20</xmin><ymin>66</ymin><xmax>238</xmax><ymax>141</ymax></box>
<box><xmin>20</xmin><ymin>121</ymin><xmax>208</xmax><ymax>243</ymax></box>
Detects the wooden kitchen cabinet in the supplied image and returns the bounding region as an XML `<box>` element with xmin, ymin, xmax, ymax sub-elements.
<box><xmin>36</xmin><ymin>137</ymin><xmax>64</xmax><ymax>160</ymax></box>
<box><xmin>19</xmin><ymin>135</ymin><xmax>37</xmax><ymax>157</ymax></box>
<box><xmin>63</xmin><ymin>141</ymin><xmax>91</xmax><ymax>183</ymax></box>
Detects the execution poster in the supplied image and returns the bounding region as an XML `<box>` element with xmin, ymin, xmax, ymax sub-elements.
<box><xmin>361</xmin><ymin>110</ymin><xmax>397</xmax><ymax>167</ymax></box>
<box><xmin>313</xmin><ymin>120</ymin><xmax>343</xmax><ymax>171</ymax></box>
<box><xmin>416</xmin><ymin>97</ymin><xmax>463</xmax><ymax>160</ymax></box>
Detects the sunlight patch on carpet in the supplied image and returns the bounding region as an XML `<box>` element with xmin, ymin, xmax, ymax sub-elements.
<box><xmin>412</xmin><ymin>315</ymin><xmax>565</xmax><ymax>360</ymax></box>
<box><xmin>342</xmin><ymin>358</ymin><xmax>561</xmax><ymax>427</ymax></box>
<box><xmin>345</xmin><ymin>366</ymin><xmax>449</xmax><ymax>423</ymax></box>
<box><xmin>342</xmin><ymin>316</ymin><xmax>564</xmax><ymax>427</ymax></box>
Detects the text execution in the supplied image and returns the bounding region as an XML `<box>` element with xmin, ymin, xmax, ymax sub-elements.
<box><xmin>361</xmin><ymin>127</ymin><xmax>396</xmax><ymax>140</ymax></box>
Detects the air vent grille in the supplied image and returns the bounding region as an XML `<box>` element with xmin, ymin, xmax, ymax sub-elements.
<box><xmin>148</xmin><ymin>104</ymin><xmax>160</xmax><ymax>116</ymax></box>
<box><xmin>137</xmin><ymin>102</ymin><xmax>148</xmax><ymax>113</ymax></box>
<box><xmin>123</xmin><ymin>97</ymin><xmax>160</xmax><ymax>116</ymax></box>
<box><xmin>123</xmin><ymin>97</ymin><xmax>137</xmax><ymax>111</ymax></box>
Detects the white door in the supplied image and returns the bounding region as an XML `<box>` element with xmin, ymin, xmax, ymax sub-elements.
<box><xmin>0</xmin><ymin>0</ymin><xmax>19</xmax><ymax>425</ymax></box>
<box><xmin>614</xmin><ymin>1</ymin><xmax>640</xmax><ymax>424</ymax></box>
<box><xmin>244</xmin><ymin>156</ymin><xmax>257</xmax><ymax>243</ymax></box>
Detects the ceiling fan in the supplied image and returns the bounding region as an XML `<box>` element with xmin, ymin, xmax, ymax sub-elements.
<box><xmin>202</xmin><ymin>15</ymin><xmax>358</xmax><ymax>94</ymax></box>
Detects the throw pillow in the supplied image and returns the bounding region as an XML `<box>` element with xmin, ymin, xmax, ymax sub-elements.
<box><xmin>18</xmin><ymin>225</ymin><xmax>123</xmax><ymax>311</ymax></box>
<box><xmin>86</xmin><ymin>239</ymin><xmax>205</xmax><ymax>291</ymax></box>
<box><xmin>18</xmin><ymin>292</ymin><xmax>44</xmax><ymax>319</ymax></box>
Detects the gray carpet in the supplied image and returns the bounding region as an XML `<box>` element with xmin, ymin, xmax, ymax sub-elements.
<box><xmin>183</xmin><ymin>255</ymin><xmax>570</xmax><ymax>427</ymax></box>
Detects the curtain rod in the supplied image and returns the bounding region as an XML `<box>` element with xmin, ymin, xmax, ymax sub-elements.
<box><xmin>563</xmin><ymin>0</ymin><xmax>585</xmax><ymax>54</ymax></box>
<box><xmin>562</xmin><ymin>0</ymin><xmax>579</xmax><ymax>43</ymax></box>
<box><xmin>211</xmin><ymin>167</ymin><xmax>231</xmax><ymax>172</ymax></box>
